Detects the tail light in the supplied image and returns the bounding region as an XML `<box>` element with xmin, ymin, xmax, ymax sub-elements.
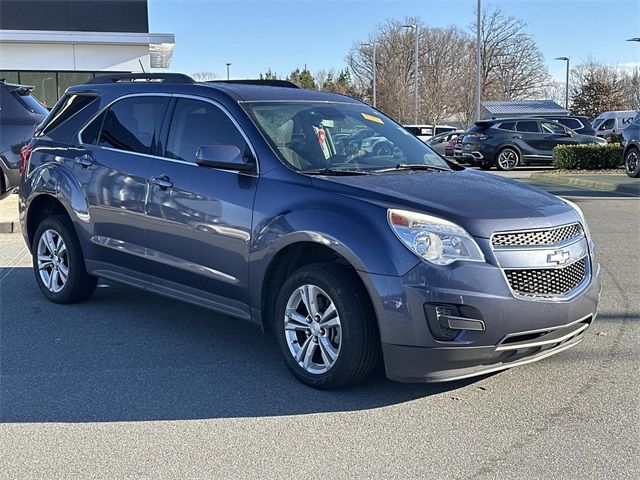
<box><xmin>19</xmin><ymin>144</ymin><xmax>33</xmax><ymax>176</ymax></box>
<box><xmin>467</xmin><ymin>133</ymin><xmax>489</xmax><ymax>141</ymax></box>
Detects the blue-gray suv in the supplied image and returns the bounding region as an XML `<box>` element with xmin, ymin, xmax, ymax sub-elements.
<box><xmin>19</xmin><ymin>74</ymin><xmax>601</xmax><ymax>389</ymax></box>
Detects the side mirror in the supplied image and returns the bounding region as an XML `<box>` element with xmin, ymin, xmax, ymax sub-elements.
<box><xmin>196</xmin><ymin>145</ymin><xmax>256</xmax><ymax>173</ymax></box>
<box><xmin>561</xmin><ymin>131</ymin><xmax>572</xmax><ymax>137</ymax></box>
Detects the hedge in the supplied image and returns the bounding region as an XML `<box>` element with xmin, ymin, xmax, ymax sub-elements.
<box><xmin>553</xmin><ymin>143</ymin><xmax>623</xmax><ymax>170</ymax></box>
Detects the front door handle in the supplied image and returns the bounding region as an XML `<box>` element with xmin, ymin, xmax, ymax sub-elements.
<box><xmin>150</xmin><ymin>176</ymin><xmax>173</xmax><ymax>190</ymax></box>
<box><xmin>512</xmin><ymin>135</ymin><xmax>522</xmax><ymax>140</ymax></box>
<box><xmin>74</xmin><ymin>154</ymin><xmax>93</xmax><ymax>168</ymax></box>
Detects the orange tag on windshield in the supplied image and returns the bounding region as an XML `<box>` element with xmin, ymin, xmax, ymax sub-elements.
<box><xmin>317</xmin><ymin>128</ymin><xmax>326</xmax><ymax>144</ymax></box>
<box><xmin>361</xmin><ymin>113</ymin><xmax>384</xmax><ymax>124</ymax></box>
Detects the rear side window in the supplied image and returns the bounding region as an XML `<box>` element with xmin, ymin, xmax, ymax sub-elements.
<box><xmin>98</xmin><ymin>96</ymin><xmax>169</xmax><ymax>155</ymax></box>
<box><xmin>541</xmin><ymin>122</ymin><xmax>566</xmax><ymax>134</ymax></box>
<box><xmin>165</xmin><ymin>98</ymin><xmax>249</xmax><ymax>163</ymax></box>
<box><xmin>13</xmin><ymin>90</ymin><xmax>49</xmax><ymax>115</ymax></box>
<box><xmin>516</xmin><ymin>121</ymin><xmax>540</xmax><ymax>133</ymax></box>
<box><xmin>555</xmin><ymin>118</ymin><xmax>580</xmax><ymax>130</ymax></box>
<box><xmin>497</xmin><ymin>121</ymin><xmax>515</xmax><ymax>131</ymax></box>
<box><xmin>39</xmin><ymin>94</ymin><xmax>97</xmax><ymax>136</ymax></box>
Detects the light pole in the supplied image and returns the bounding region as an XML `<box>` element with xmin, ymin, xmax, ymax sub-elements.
<box><xmin>555</xmin><ymin>56</ymin><xmax>570</xmax><ymax>111</ymax></box>
<box><xmin>361</xmin><ymin>42</ymin><xmax>377</xmax><ymax>107</ymax></box>
<box><xmin>476</xmin><ymin>0</ymin><xmax>481</xmax><ymax>120</ymax></box>
<box><xmin>402</xmin><ymin>24</ymin><xmax>419</xmax><ymax>124</ymax></box>
<box><xmin>226</xmin><ymin>63</ymin><xmax>232</xmax><ymax>80</ymax></box>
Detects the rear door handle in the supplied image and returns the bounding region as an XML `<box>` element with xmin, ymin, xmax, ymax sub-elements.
<box><xmin>74</xmin><ymin>154</ymin><xmax>93</xmax><ymax>167</ymax></box>
<box><xmin>512</xmin><ymin>135</ymin><xmax>522</xmax><ymax>140</ymax></box>
<box><xmin>150</xmin><ymin>176</ymin><xmax>173</xmax><ymax>190</ymax></box>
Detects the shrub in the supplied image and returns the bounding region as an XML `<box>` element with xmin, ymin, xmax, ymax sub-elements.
<box><xmin>553</xmin><ymin>143</ymin><xmax>623</xmax><ymax>170</ymax></box>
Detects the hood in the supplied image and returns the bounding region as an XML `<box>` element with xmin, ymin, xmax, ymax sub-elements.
<box><xmin>312</xmin><ymin>169</ymin><xmax>578</xmax><ymax>239</ymax></box>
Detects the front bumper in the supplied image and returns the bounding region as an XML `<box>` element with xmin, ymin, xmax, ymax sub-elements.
<box><xmin>383</xmin><ymin>312</ymin><xmax>592</xmax><ymax>382</ymax></box>
<box><xmin>363</xmin><ymin>254</ymin><xmax>601</xmax><ymax>383</ymax></box>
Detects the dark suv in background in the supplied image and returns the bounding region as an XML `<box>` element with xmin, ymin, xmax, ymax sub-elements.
<box><xmin>19</xmin><ymin>74</ymin><xmax>600</xmax><ymax>389</ymax></box>
<box><xmin>621</xmin><ymin>113</ymin><xmax>640</xmax><ymax>178</ymax></box>
<box><xmin>0</xmin><ymin>79</ymin><xmax>48</xmax><ymax>199</ymax></box>
<box><xmin>462</xmin><ymin>118</ymin><xmax>605</xmax><ymax>170</ymax></box>
<box><xmin>535</xmin><ymin>115</ymin><xmax>596</xmax><ymax>137</ymax></box>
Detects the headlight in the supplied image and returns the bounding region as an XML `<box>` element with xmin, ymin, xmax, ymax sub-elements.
<box><xmin>561</xmin><ymin>198</ymin><xmax>591</xmax><ymax>239</ymax></box>
<box><xmin>388</xmin><ymin>209</ymin><xmax>485</xmax><ymax>265</ymax></box>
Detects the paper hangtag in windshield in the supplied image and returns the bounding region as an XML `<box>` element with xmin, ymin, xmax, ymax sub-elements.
<box><xmin>361</xmin><ymin>113</ymin><xmax>384</xmax><ymax>124</ymax></box>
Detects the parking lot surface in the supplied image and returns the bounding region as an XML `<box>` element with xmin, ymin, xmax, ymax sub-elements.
<box><xmin>1</xmin><ymin>182</ymin><xmax>639</xmax><ymax>479</ymax></box>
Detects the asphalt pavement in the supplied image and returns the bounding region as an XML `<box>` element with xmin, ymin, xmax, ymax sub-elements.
<box><xmin>1</xmin><ymin>181</ymin><xmax>639</xmax><ymax>479</ymax></box>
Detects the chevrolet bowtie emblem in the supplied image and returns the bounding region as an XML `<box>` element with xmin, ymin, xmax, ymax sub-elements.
<box><xmin>547</xmin><ymin>249</ymin><xmax>570</xmax><ymax>265</ymax></box>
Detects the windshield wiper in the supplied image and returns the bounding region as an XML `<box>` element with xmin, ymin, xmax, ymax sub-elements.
<box><xmin>301</xmin><ymin>167</ymin><xmax>370</xmax><ymax>176</ymax></box>
<box><xmin>371</xmin><ymin>163</ymin><xmax>451</xmax><ymax>173</ymax></box>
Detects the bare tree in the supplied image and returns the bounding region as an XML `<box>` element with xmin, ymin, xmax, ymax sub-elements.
<box><xmin>191</xmin><ymin>72</ymin><xmax>217</xmax><ymax>81</ymax></box>
<box><xmin>621</xmin><ymin>66</ymin><xmax>640</xmax><ymax>110</ymax></box>
<box><xmin>471</xmin><ymin>5</ymin><xmax>550</xmax><ymax>101</ymax></box>
<box><xmin>347</xmin><ymin>18</ymin><xmax>418</xmax><ymax>123</ymax></box>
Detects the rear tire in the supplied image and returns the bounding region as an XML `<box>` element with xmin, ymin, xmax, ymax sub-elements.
<box><xmin>274</xmin><ymin>263</ymin><xmax>380</xmax><ymax>389</ymax></box>
<box><xmin>32</xmin><ymin>216</ymin><xmax>98</xmax><ymax>304</ymax></box>
<box><xmin>495</xmin><ymin>147</ymin><xmax>519</xmax><ymax>171</ymax></box>
<box><xmin>624</xmin><ymin>147</ymin><xmax>640</xmax><ymax>178</ymax></box>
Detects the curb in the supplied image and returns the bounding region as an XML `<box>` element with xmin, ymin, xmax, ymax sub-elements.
<box><xmin>0</xmin><ymin>221</ymin><xmax>20</xmax><ymax>234</ymax></box>
<box><xmin>530</xmin><ymin>173</ymin><xmax>640</xmax><ymax>195</ymax></box>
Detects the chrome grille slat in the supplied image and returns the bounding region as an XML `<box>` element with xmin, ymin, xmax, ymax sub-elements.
<box><xmin>492</xmin><ymin>223</ymin><xmax>582</xmax><ymax>247</ymax></box>
<box><xmin>504</xmin><ymin>258</ymin><xmax>587</xmax><ymax>297</ymax></box>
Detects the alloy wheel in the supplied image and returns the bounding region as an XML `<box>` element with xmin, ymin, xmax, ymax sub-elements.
<box><xmin>626</xmin><ymin>150</ymin><xmax>639</xmax><ymax>176</ymax></box>
<box><xmin>284</xmin><ymin>284</ymin><xmax>342</xmax><ymax>375</ymax></box>
<box><xmin>497</xmin><ymin>149</ymin><xmax>518</xmax><ymax>170</ymax></box>
<box><xmin>37</xmin><ymin>229</ymin><xmax>69</xmax><ymax>293</ymax></box>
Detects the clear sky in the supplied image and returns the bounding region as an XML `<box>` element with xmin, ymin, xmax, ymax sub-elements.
<box><xmin>149</xmin><ymin>0</ymin><xmax>640</xmax><ymax>82</ymax></box>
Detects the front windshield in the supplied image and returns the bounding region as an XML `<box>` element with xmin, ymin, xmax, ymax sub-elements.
<box><xmin>243</xmin><ymin>102</ymin><xmax>450</xmax><ymax>173</ymax></box>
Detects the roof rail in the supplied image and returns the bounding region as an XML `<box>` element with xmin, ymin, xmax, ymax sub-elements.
<box><xmin>86</xmin><ymin>73</ymin><xmax>195</xmax><ymax>85</ymax></box>
<box><xmin>208</xmin><ymin>79</ymin><xmax>299</xmax><ymax>89</ymax></box>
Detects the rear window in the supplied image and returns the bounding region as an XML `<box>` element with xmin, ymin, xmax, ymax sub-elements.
<box><xmin>515</xmin><ymin>121</ymin><xmax>540</xmax><ymax>133</ymax></box>
<box><xmin>13</xmin><ymin>90</ymin><xmax>48</xmax><ymax>115</ymax></box>
<box><xmin>38</xmin><ymin>94</ymin><xmax>98</xmax><ymax>136</ymax></box>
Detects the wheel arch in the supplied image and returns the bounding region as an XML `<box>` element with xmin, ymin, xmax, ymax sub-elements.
<box><xmin>257</xmin><ymin>240</ymin><xmax>378</xmax><ymax>333</ymax></box>
<box><xmin>25</xmin><ymin>194</ymin><xmax>72</xmax><ymax>249</ymax></box>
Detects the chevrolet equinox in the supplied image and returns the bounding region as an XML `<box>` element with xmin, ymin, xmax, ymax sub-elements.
<box><xmin>19</xmin><ymin>74</ymin><xmax>601</xmax><ymax>389</ymax></box>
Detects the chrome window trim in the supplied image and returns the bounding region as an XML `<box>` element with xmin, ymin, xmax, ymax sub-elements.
<box><xmin>76</xmin><ymin>92</ymin><xmax>260</xmax><ymax>176</ymax></box>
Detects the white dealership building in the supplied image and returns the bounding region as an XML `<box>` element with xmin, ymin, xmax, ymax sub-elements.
<box><xmin>0</xmin><ymin>0</ymin><xmax>174</xmax><ymax>107</ymax></box>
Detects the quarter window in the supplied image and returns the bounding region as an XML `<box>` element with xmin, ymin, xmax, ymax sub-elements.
<box><xmin>515</xmin><ymin>121</ymin><xmax>540</xmax><ymax>133</ymax></box>
<box><xmin>39</xmin><ymin>94</ymin><xmax>97</xmax><ymax>135</ymax></box>
<box><xmin>80</xmin><ymin>111</ymin><xmax>106</xmax><ymax>145</ymax></box>
<box><xmin>165</xmin><ymin>98</ymin><xmax>249</xmax><ymax>163</ymax></box>
<box><xmin>98</xmin><ymin>96</ymin><xmax>169</xmax><ymax>155</ymax></box>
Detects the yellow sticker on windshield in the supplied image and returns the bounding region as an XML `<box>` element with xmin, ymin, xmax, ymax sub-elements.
<box><xmin>361</xmin><ymin>113</ymin><xmax>384</xmax><ymax>124</ymax></box>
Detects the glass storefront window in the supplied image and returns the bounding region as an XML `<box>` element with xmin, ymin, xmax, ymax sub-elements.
<box><xmin>19</xmin><ymin>72</ymin><xmax>58</xmax><ymax>108</ymax></box>
<box><xmin>0</xmin><ymin>71</ymin><xmax>20</xmax><ymax>84</ymax></box>
<box><xmin>57</xmin><ymin>72</ymin><xmax>95</xmax><ymax>97</ymax></box>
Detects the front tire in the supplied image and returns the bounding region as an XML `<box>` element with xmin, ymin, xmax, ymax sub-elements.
<box><xmin>624</xmin><ymin>147</ymin><xmax>640</xmax><ymax>178</ymax></box>
<box><xmin>495</xmin><ymin>147</ymin><xmax>520</xmax><ymax>171</ymax></box>
<box><xmin>32</xmin><ymin>216</ymin><xmax>98</xmax><ymax>304</ymax></box>
<box><xmin>274</xmin><ymin>263</ymin><xmax>380</xmax><ymax>389</ymax></box>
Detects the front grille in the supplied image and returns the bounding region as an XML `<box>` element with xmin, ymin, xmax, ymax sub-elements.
<box><xmin>505</xmin><ymin>257</ymin><xmax>587</xmax><ymax>297</ymax></box>
<box><xmin>492</xmin><ymin>223</ymin><xmax>582</xmax><ymax>247</ymax></box>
